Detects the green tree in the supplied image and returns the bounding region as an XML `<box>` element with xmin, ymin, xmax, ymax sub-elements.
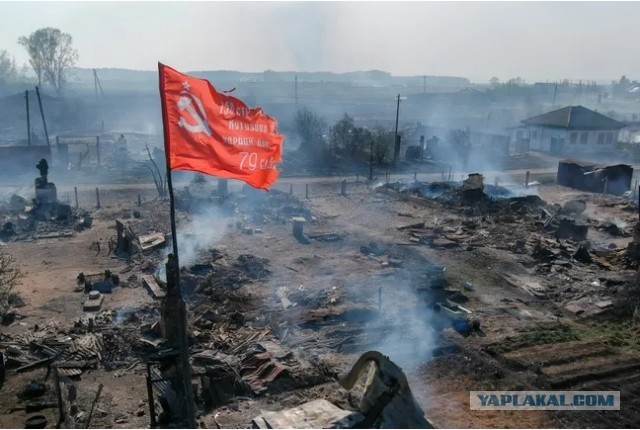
<box><xmin>372</xmin><ymin>127</ymin><xmax>393</xmax><ymax>164</ymax></box>
<box><xmin>329</xmin><ymin>113</ymin><xmax>354</xmax><ymax>156</ymax></box>
<box><xmin>19</xmin><ymin>28</ymin><xmax>78</xmax><ymax>93</ymax></box>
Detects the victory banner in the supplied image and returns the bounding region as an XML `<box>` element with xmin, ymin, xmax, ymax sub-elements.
<box><xmin>158</xmin><ymin>63</ymin><xmax>284</xmax><ymax>190</ymax></box>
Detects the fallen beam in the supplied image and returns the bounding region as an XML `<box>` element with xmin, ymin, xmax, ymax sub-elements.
<box><xmin>396</xmin><ymin>222</ymin><xmax>425</xmax><ymax>231</ymax></box>
<box><xmin>14</xmin><ymin>357</ymin><xmax>53</xmax><ymax>373</ymax></box>
<box><xmin>142</xmin><ymin>275</ymin><xmax>166</xmax><ymax>299</ymax></box>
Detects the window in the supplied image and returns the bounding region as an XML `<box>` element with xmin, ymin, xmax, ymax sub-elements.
<box><xmin>598</xmin><ymin>133</ymin><xmax>605</xmax><ymax>144</ymax></box>
<box><xmin>570</xmin><ymin>132</ymin><xmax>578</xmax><ymax>144</ymax></box>
<box><xmin>580</xmin><ymin>132</ymin><xmax>588</xmax><ymax>144</ymax></box>
<box><xmin>531</xmin><ymin>130</ymin><xmax>538</xmax><ymax>139</ymax></box>
<box><xmin>606</xmin><ymin>132</ymin><xmax>614</xmax><ymax>144</ymax></box>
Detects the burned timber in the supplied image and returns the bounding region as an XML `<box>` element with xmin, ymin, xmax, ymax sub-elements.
<box><xmin>1</xmin><ymin>165</ymin><xmax>640</xmax><ymax>428</ymax></box>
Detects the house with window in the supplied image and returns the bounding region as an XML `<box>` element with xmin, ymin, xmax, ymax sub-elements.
<box><xmin>519</xmin><ymin>105</ymin><xmax>625</xmax><ymax>155</ymax></box>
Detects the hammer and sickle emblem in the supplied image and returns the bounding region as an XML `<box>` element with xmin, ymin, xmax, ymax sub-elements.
<box><xmin>177</xmin><ymin>82</ymin><xmax>212</xmax><ymax>136</ymax></box>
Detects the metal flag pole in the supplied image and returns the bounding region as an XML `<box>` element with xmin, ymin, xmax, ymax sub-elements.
<box><xmin>158</xmin><ymin>62</ymin><xmax>197</xmax><ymax>429</ymax></box>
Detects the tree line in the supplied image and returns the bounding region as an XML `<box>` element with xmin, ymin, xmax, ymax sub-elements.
<box><xmin>293</xmin><ymin>106</ymin><xmax>396</xmax><ymax>166</ymax></box>
<box><xmin>0</xmin><ymin>27</ymin><xmax>78</xmax><ymax>94</ymax></box>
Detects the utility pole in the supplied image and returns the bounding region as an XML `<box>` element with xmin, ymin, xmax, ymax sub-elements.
<box><xmin>35</xmin><ymin>87</ymin><xmax>50</xmax><ymax>148</ymax></box>
<box><xmin>25</xmin><ymin>90</ymin><xmax>31</xmax><ymax>146</ymax></box>
<box><xmin>93</xmin><ymin>69</ymin><xmax>104</xmax><ymax>97</ymax></box>
<box><xmin>551</xmin><ymin>82</ymin><xmax>558</xmax><ymax>110</ymax></box>
<box><xmin>393</xmin><ymin>94</ymin><xmax>401</xmax><ymax>162</ymax></box>
<box><xmin>369</xmin><ymin>138</ymin><xmax>374</xmax><ymax>181</ymax></box>
<box><xmin>394</xmin><ymin>94</ymin><xmax>401</xmax><ymax>139</ymax></box>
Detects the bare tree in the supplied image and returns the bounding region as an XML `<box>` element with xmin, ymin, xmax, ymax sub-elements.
<box><xmin>448</xmin><ymin>128</ymin><xmax>471</xmax><ymax>168</ymax></box>
<box><xmin>293</xmin><ymin>106</ymin><xmax>326</xmax><ymax>154</ymax></box>
<box><xmin>19</xmin><ymin>28</ymin><xmax>78</xmax><ymax>94</ymax></box>
<box><xmin>0</xmin><ymin>248</ymin><xmax>23</xmax><ymax>317</ymax></box>
<box><xmin>0</xmin><ymin>50</ymin><xmax>17</xmax><ymax>88</ymax></box>
<box><xmin>141</xmin><ymin>144</ymin><xmax>167</xmax><ymax>199</ymax></box>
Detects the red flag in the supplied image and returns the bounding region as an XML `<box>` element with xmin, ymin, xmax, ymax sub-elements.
<box><xmin>159</xmin><ymin>63</ymin><xmax>284</xmax><ymax>190</ymax></box>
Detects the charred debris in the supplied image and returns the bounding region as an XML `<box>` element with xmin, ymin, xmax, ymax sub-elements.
<box><xmin>4</xmin><ymin>171</ymin><xmax>640</xmax><ymax>428</ymax></box>
<box><xmin>0</xmin><ymin>160</ymin><xmax>92</xmax><ymax>243</ymax></box>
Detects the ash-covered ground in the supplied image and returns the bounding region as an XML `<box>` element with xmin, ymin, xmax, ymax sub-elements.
<box><xmin>1</xmin><ymin>172</ymin><xmax>640</xmax><ymax>429</ymax></box>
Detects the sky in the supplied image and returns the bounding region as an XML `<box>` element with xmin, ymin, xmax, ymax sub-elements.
<box><xmin>1</xmin><ymin>1</ymin><xmax>639</xmax><ymax>84</ymax></box>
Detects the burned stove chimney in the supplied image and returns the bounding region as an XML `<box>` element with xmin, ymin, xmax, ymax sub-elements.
<box><xmin>461</xmin><ymin>173</ymin><xmax>485</xmax><ymax>202</ymax></box>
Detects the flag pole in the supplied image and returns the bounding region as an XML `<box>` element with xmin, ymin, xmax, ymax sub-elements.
<box><xmin>158</xmin><ymin>62</ymin><xmax>197</xmax><ymax>428</ymax></box>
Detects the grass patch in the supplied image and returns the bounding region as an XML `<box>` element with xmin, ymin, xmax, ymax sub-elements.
<box><xmin>573</xmin><ymin>322</ymin><xmax>640</xmax><ymax>352</ymax></box>
<box><xmin>486</xmin><ymin>323</ymin><xmax>579</xmax><ymax>355</ymax></box>
<box><xmin>487</xmin><ymin>321</ymin><xmax>640</xmax><ymax>356</ymax></box>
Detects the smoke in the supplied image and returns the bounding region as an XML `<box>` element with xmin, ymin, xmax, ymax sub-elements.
<box><xmin>164</xmin><ymin>203</ymin><xmax>229</xmax><ymax>267</ymax></box>
<box><xmin>371</xmin><ymin>304</ymin><xmax>439</xmax><ymax>371</ymax></box>
<box><xmin>609</xmin><ymin>217</ymin><xmax>627</xmax><ymax>230</ymax></box>
<box><xmin>277</xmin><ymin>3</ymin><xmax>331</xmax><ymax>71</ymax></box>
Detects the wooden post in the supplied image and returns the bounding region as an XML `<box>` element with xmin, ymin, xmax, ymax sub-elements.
<box><xmin>35</xmin><ymin>86</ymin><xmax>50</xmax><ymax>147</ymax></box>
<box><xmin>289</xmin><ymin>184</ymin><xmax>293</xmax><ymax>195</ymax></box>
<box><xmin>146</xmin><ymin>364</ymin><xmax>157</xmax><ymax>428</ymax></box>
<box><xmin>96</xmin><ymin>136</ymin><xmax>101</xmax><ymax>165</ymax></box>
<box><xmin>53</xmin><ymin>366</ymin><xmax>65</xmax><ymax>425</ymax></box>
<box><xmin>218</xmin><ymin>179</ymin><xmax>228</xmax><ymax>197</ymax></box>
<box><xmin>74</xmin><ymin>187</ymin><xmax>78</xmax><ymax>209</ymax></box>
<box><xmin>96</xmin><ymin>188</ymin><xmax>100</xmax><ymax>209</ymax></box>
<box><xmin>341</xmin><ymin>180</ymin><xmax>347</xmax><ymax>196</ymax></box>
<box><xmin>138</xmin><ymin>193</ymin><xmax>142</xmax><ymax>206</ymax></box>
<box><xmin>525</xmin><ymin>171</ymin><xmax>530</xmax><ymax>188</ymax></box>
<box><xmin>305</xmin><ymin>184</ymin><xmax>309</xmax><ymax>199</ymax></box>
<box><xmin>25</xmin><ymin>90</ymin><xmax>31</xmax><ymax>146</ymax></box>
<box><xmin>85</xmin><ymin>383</ymin><xmax>104</xmax><ymax>429</ymax></box>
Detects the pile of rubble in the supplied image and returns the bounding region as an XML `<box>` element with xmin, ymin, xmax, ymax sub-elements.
<box><xmin>233</xmin><ymin>189</ymin><xmax>313</xmax><ymax>226</ymax></box>
<box><xmin>0</xmin><ymin>195</ymin><xmax>92</xmax><ymax>242</ymax></box>
<box><xmin>0</xmin><ymin>312</ymin><xmax>147</xmax><ymax>377</ymax></box>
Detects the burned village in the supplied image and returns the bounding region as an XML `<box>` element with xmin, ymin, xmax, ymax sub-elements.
<box><xmin>3</xmin><ymin>5</ymin><xmax>640</xmax><ymax>429</ymax></box>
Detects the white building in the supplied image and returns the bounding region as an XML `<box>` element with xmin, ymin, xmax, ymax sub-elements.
<box><xmin>516</xmin><ymin>105</ymin><xmax>625</xmax><ymax>156</ymax></box>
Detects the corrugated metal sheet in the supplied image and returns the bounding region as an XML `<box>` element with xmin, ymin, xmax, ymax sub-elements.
<box><xmin>252</xmin><ymin>399</ymin><xmax>362</xmax><ymax>429</ymax></box>
<box><xmin>57</xmin><ymin>368</ymin><xmax>83</xmax><ymax>377</ymax></box>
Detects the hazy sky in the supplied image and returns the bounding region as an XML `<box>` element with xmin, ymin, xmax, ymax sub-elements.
<box><xmin>1</xmin><ymin>1</ymin><xmax>638</xmax><ymax>83</ymax></box>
